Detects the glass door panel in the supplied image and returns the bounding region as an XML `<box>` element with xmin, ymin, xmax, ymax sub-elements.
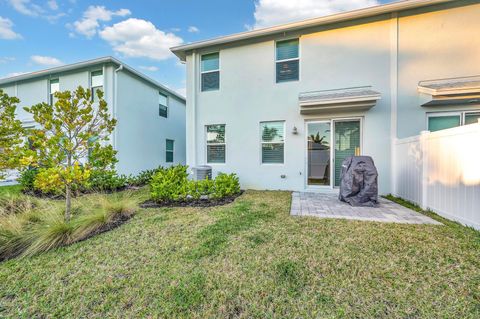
<box><xmin>307</xmin><ymin>122</ymin><xmax>331</xmax><ymax>186</ymax></box>
<box><xmin>334</xmin><ymin>120</ymin><xmax>361</xmax><ymax>187</ymax></box>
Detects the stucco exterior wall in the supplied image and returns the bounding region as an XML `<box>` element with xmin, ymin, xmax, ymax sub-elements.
<box><xmin>396</xmin><ymin>2</ymin><xmax>480</xmax><ymax>138</ymax></box>
<box><xmin>185</xmin><ymin>1</ymin><xmax>480</xmax><ymax>194</ymax></box>
<box><xmin>0</xmin><ymin>63</ymin><xmax>186</xmax><ymax>177</ymax></box>
<box><xmin>116</xmin><ymin>71</ymin><xmax>186</xmax><ymax>175</ymax></box>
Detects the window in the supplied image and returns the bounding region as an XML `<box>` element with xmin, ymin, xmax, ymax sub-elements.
<box><xmin>201</xmin><ymin>53</ymin><xmax>219</xmax><ymax>91</ymax></box>
<box><xmin>206</xmin><ymin>124</ymin><xmax>225</xmax><ymax>163</ymax></box>
<box><xmin>49</xmin><ymin>79</ymin><xmax>59</xmax><ymax>105</ymax></box>
<box><xmin>465</xmin><ymin>111</ymin><xmax>480</xmax><ymax>125</ymax></box>
<box><xmin>427</xmin><ymin>111</ymin><xmax>480</xmax><ymax>132</ymax></box>
<box><xmin>159</xmin><ymin>92</ymin><xmax>168</xmax><ymax>118</ymax></box>
<box><xmin>261</xmin><ymin>121</ymin><xmax>285</xmax><ymax>164</ymax></box>
<box><xmin>276</xmin><ymin>39</ymin><xmax>299</xmax><ymax>83</ymax></box>
<box><xmin>166</xmin><ymin>139</ymin><xmax>174</xmax><ymax>163</ymax></box>
<box><xmin>91</xmin><ymin>70</ymin><xmax>103</xmax><ymax>102</ymax></box>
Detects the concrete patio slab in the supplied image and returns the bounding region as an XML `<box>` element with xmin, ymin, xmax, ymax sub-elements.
<box><xmin>291</xmin><ymin>192</ymin><xmax>442</xmax><ymax>225</ymax></box>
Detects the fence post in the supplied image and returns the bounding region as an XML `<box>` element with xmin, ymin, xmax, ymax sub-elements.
<box><xmin>420</xmin><ymin>130</ymin><xmax>429</xmax><ymax>210</ymax></box>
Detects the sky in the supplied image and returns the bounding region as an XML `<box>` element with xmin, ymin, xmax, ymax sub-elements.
<box><xmin>0</xmin><ymin>0</ymin><xmax>393</xmax><ymax>97</ymax></box>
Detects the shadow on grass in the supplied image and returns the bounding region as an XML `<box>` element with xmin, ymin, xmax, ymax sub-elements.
<box><xmin>188</xmin><ymin>199</ymin><xmax>275</xmax><ymax>259</ymax></box>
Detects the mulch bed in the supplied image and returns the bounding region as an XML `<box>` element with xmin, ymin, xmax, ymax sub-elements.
<box><xmin>140</xmin><ymin>191</ymin><xmax>243</xmax><ymax>209</ymax></box>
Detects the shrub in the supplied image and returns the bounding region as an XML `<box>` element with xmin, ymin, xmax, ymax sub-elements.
<box><xmin>33</xmin><ymin>168</ymin><xmax>65</xmax><ymax>195</ymax></box>
<box><xmin>88</xmin><ymin>170</ymin><xmax>128</xmax><ymax>192</ymax></box>
<box><xmin>18</xmin><ymin>168</ymin><xmax>38</xmax><ymax>192</ymax></box>
<box><xmin>188</xmin><ymin>178</ymin><xmax>214</xmax><ymax>200</ymax></box>
<box><xmin>128</xmin><ymin>167</ymin><xmax>162</xmax><ymax>187</ymax></box>
<box><xmin>150</xmin><ymin>165</ymin><xmax>189</xmax><ymax>202</ymax></box>
<box><xmin>213</xmin><ymin>173</ymin><xmax>241</xmax><ymax>198</ymax></box>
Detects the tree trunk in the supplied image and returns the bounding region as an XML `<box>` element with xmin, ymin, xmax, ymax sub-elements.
<box><xmin>65</xmin><ymin>184</ymin><xmax>71</xmax><ymax>222</ymax></box>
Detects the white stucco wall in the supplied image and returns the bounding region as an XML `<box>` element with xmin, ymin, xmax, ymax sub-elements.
<box><xmin>396</xmin><ymin>2</ymin><xmax>480</xmax><ymax>138</ymax></box>
<box><xmin>0</xmin><ymin>63</ymin><xmax>186</xmax><ymax>177</ymax></box>
<box><xmin>115</xmin><ymin>71</ymin><xmax>186</xmax><ymax>175</ymax></box>
<box><xmin>185</xmin><ymin>0</ymin><xmax>480</xmax><ymax>194</ymax></box>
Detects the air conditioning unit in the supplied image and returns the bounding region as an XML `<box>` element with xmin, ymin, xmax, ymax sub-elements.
<box><xmin>193</xmin><ymin>165</ymin><xmax>212</xmax><ymax>180</ymax></box>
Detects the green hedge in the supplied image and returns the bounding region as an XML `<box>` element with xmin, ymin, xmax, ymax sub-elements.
<box><xmin>150</xmin><ymin>165</ymin><xmax>240</xmax><ymax>203</ymax></box>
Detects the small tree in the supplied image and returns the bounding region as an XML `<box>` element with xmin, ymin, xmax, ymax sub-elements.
<box><xmin>0</xmin><ymin>89</ymin><xmax>24</xmax><ymax>180</ymax></box>
<box><xmin>22</xmin><ymin>86</ymin><xmax>117</xmax><ymax>221</ymax></box>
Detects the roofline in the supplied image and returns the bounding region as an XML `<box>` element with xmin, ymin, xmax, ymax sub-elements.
<box><xmin>0</xmin><ymin>56</ymin><xmax>185</xmax><ymax>102</ymax></box>
<box><xmin>171</xmin><ymin>0</ymin><xmax>454</xmax><ymax>61</ymax></box>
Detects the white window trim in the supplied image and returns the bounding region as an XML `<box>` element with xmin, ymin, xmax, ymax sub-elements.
<box><xmin>166</xmin><ymin>139</ymin><xmax>174</xmax><ymax>163</ymax></box>
<box><xmin>159</xmin><ymin>92</ymin><xmax>169</xmax><ymax>118</ymax></box>
<box><xmin>260</xmin><ymin>120</ymin><xmax>286</xmax><ymax>165</ymax></box>
<box><xmin>426</xmin><ymin>110</ymin><xmax>480</xmax><ymax>130</ymax></box>
<box><xmin>200</xmin><ymin>52</ymin><xmax>220</xmax><ymax>92</ymax></box>
<box><xmin>90</xmin><ymin>70</ymin><xmax>104</xmax><ymax>102</ymax></box>
<box><xmin>205</xmin><ymin>124</ymin><xmax>226</xmax><ymax>164</ymax></box>
<box><xmin>49</xmin><ymin>78</ymin><xmax>59</xmax><ymax>106</ymax></box>
<box><xmin>275</xmin><ymin>38</ymin><xmax>300</xmax><ymax>84</ymax></box>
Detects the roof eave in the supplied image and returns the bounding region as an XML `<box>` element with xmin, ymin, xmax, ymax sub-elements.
<box><xmin>170</xmin><ymin>0</ymin><xmax>454</xmax><ymax>61</ymax></box>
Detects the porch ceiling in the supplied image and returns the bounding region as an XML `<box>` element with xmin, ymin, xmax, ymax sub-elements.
<box><xmin>299</xmin><ymin>86</ymin><xmax>381</xmax><ymax>115</ymax></box>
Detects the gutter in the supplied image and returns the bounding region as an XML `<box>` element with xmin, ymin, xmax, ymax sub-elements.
<box><xmin>171</xmin><ymin>0</ymin><xmax>454</xmax><ymax>61</ymax></box>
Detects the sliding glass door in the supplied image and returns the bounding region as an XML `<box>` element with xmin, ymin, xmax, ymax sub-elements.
<box><xmin>306</xmin><ymin>119</ymin><xmax>361</xmax><ymax>188</ymax></box>
<box><xmin>333</xmin><ymin>119</ymin><xmax>361</xmax><ymax>187</ymax></box>
<box><xmin>307</xmin><ymin>122</ymin><xmax>331</xmax><ymax>186</ymax></box>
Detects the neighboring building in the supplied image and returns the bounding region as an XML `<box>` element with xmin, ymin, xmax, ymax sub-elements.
<box><xmin>0</xmin><ymin>57</ymin><xmax>186</xmax><ymax>179</ymax></box>
<box><xmin>171</xmin><ymin>0</ymin><xmax>480</xmax><ymax>194</ymax></box>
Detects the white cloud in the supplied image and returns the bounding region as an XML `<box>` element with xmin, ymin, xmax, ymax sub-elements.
<box><xmin>8</xmin><ymin>0</ymin><xmax>44</xmax><ymax>17</ymax></box>
<box><xmin>139</xmin><ymin>65</ymin><xmax>159</xmax><ymax>72</ymax></box>
<box><xmin>30</xmin><ymin>55</ymin><xmax>64</xmax><ymax>67</ymax></box>
<box><xmin>188</xmin><ymin>26</ymin><xmax>199</xmax><ymax>33</ymax></box>
<box><xmin>99</xmin><ymin>18</ymin><xmax>183</xmax><ymax>60</ymax></box>
<box><xmin>252</xmin><ymin>0</ymin><xmax>379</xmax><ymax>29</ymax></box>
<box><xmin>47</xmin><ymin>0</ymin><xmax>58</xmax><ymax>10</ymax></box>
<box><xmin>0</xmin><ymin>57</ymin><xmax>15</xmax><ymax>63</ymax></box>
<box><xmin>73</xmin><ymin>5</ymin><xmax>131</xmax><ymax>38</ymax></box>
<box><xmin>0</xmin><ymin>17</ymin><xmax>22</xmax><ymax>40</ymax></box>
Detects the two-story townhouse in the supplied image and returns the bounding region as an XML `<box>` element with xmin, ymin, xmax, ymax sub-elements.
<box><xmin>171</xmin><ymin>0</ymin><xmax>480</xmax><ymax>194</ymax></box>
<box><xmin>0</xmin><ymin>57</ymin><xmax>186</xmax><ymax>180</ymax></box>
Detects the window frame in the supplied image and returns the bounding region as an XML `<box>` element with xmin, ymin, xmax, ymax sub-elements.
<box><xmin>205</xmin><ymin>124</ymin><xmax>226</xmax><ymax>164</ymax></box>
<box><xmin>159</xmin><ymin>92</ymin><xmax>169</xmax><ymax>118</ymax></box>
<box><xmin>426</xmin><ymin>110</ymin><xmax>480</xmax><ymax>131</ymax></box>
<box><xmin>260</xmin><ymin>120</ymin><xmax>286</xmax><ymax>165</ymax></box>
<box><xmin>200</xmin><ymin>52</ymin><xmax>220</xmax><ymax>92</ymax></box>
<box><xmin>275</xmin><ymin>38</ymin><xmax>300</xmax><ymax>84</ymax></box>
<box><xmin>165</xmin><ymin>139</ymin><xmax>174</xmax><ymax>163</ymax></box>
<box><xmin>90</xmin><ymin>70</ymin><xmax>104</xmax><ymax>102</ymax></box>
<box><xmin>49</xmin><ymin>78</ymin><xmax>60</xmax><ymax>106</ymax></box>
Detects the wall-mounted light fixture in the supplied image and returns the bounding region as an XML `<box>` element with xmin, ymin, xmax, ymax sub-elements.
<box><xmin>292</xmin><ymin>126</ymin><xmax>298</xmax><ymax>135</ymax></box>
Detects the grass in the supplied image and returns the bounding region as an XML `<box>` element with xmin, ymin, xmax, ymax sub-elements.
<box><xmin>0</xmin><ymin>190</ymin><xmax>138</xmax><ymax>260</ymax></box>
<box><xmin>0</xmin><ymin>185</ymin><xmax>21</xmax><ymax>197</ymax></box>
<box><xmin>0</xmin><ymin>189</ymin><xmax>479</xmax><ymax>318</ymax></box>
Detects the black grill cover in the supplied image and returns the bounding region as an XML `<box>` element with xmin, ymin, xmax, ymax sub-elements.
<box><xmin>338</xmin><ymin>156</ymin><xmax>378</xmax><ymax>207</ymax></box>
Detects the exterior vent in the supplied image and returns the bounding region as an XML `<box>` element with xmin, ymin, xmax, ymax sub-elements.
<box><xmin>194</xmin><ymin>165</ymin><xmax>212</xmax><ymax>180</ymax></box>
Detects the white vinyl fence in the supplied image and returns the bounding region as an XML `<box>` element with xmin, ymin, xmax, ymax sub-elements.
<box><xmin>394</xmin><ymin>120</ymin><xmax>480</xmax><ymax>230</ymax></box>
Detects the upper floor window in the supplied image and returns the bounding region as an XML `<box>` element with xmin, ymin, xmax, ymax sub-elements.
<box><xmin>261</xmin><ymin>121</ymin><xmax>285</xmax><ymax>164</ymax></box>
<box><xmin>201</xmin><ymin>53</ymin><xmax>219</xmax><ymax>91</ymax></box>
<box><xmin>427</xmin><ymin>111</ymin><xmax>480</xmax><ymax>132</ymax></box>
<box><xmin>49</xmin><ymin>79</ymin><xmax>59</xmax><ymax>105</ymax></box>
<box><xmin>276</xmin><ymin>39</ymin><xmax>299</xmax><ymax>83</ymax></box>
<box><xmin>91</xmin><ymin>70</ymin><xmax>103</xmax><ymax>102</ymax></box>
<box><xmin>206</xmin><ymin>124</ymin><xmax>225</xmax><ymax>163</ymax></box>
<box><xmin>159</xmin><ymin>92</ymin><xmax>168</xmax><ymax>118</ymax></box>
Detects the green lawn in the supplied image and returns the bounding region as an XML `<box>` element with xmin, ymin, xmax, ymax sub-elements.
<box><xmin>0</xmin><ymin>189</ymin><xmax>479</xmax><ymax>318</ymax></box>
<box><xmin>0</xmin><ymin>185</ymin><xmax>21</xmax><ymax>196</ymax></box>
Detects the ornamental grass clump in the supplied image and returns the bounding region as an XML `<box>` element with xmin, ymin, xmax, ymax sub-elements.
<box><xmin>0</xmin><ymin>192</ymin><xmax>136</xmax><ymax>261</ymax></box>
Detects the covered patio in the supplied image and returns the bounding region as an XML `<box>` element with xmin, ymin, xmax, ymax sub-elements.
<box><xmin>291</xmin><ymin>192</ymin><xmax>441</xmax><ymax>225</ymax></box>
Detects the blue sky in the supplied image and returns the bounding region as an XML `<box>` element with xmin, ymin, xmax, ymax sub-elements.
<box><xmin>0</xmin><ymin>0</ymin><xmax>393</xmax><ymax>96</ymax></box>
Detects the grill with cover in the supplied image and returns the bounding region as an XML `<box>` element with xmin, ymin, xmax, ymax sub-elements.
<box><xmin>338</xmin><ymin>156</ymin><xmax>378</xmax><ymax>207</ymax></box>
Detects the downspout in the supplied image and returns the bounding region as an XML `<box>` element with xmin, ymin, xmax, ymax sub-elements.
<box><xmin>113</xmin><ymin>64</ymin><xmax>123</xmax><ymax>150</ymax></box>
<box><xmin>191</xmin><ymin>51</ymin><xmax>198</xmax><ymax>169</ymax></box>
